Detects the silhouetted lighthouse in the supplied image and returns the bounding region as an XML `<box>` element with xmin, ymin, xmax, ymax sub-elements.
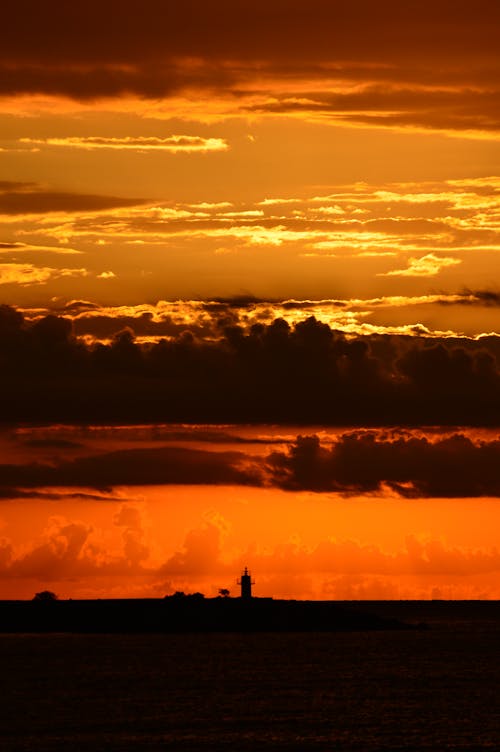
<box><xmin>238</xmin><ymin>567</ymin><xmax>254</xmax><ymax>599</ymax></box>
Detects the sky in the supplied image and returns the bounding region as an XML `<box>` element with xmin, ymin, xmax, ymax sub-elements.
<box><xmin>1</xmin><ymin>1</ymin><xmax>500</xmax><ymax>599</ymax></box>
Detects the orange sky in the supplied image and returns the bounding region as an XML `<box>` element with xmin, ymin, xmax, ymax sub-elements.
<box><xmin>0</xmin><ymin>1</ymin><xmax>498</xmax><ymax>326</ymax></box>
<box><xmin>4</xmin><ymin>485</ymin><xmax>500</xmax><ymax>601</ymax></box>
<box><xmin>1</xmin><ymin>2</ymin><xmax>500</xmax><ymax>599</ymax></box>
<box><xmin>0</xmin><ymin>425</ymin><xmax>500</xmax><ymax>600</ymax></box>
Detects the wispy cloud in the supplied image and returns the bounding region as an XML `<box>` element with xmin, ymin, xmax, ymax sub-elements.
<box><xmin>0</xmin><ymin>180</ymin><xmax>146</xmax><ymax>215</ymax></box>
<box><xmin>1</xmin><ymin>176</ymin><xmax>498</xmax><ymax>305</ymax></box>
<box><xmin>0</xmin><ymin>263</ymin><xmax>88</xmax><ymax>286</ymax></box>
<box><xmin>16</xmin><ymin>176</ymin><xmax>499</xmax><ymax>259</ymax></box>
<box><xmin>0</xmin><ymin>241</ymin><xmax>82</xmax><ymax>255</ymax></box>
<box><xmin>378</xmin><ymin>253</ymin><xmax>461</xmax><ymax>277</ymax></box>
<box><xmin>19</xmin><ymin>135</ymin><xmax>229</xmax><ymax>153</ymax></box>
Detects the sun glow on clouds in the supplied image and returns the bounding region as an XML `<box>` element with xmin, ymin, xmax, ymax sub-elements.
<box><xmin>19</xmin><ymin>135</ymin><xmax>229</xmax><ymax>153</ymax></box>
<box><xmin>2</xmin><ymin>1</ymin><xmax>500</xmax><ymax>600</ymax></box>
<box><xmin>17</xmin><ymin>291</ymin><xmax>500</xmax><ymax>342</ymax></box>
<box><xmin>378</xmin><ymin>253</ymin><xmax>462</xmax><ymax>277</ymax></box>
<box><xmin>0</xmin><ymin>263</ymin><xmax>88</xmax><ymax>286</ymax></box>
<box><xmin>7</xmin><ymin>177</ymin><xmax>498</xmax><ymax>264</ymax></box>
<box><xmin>0</xmin><ymin>175</ymin><xmax>499</xmax><ymax>334</ymax></box>
<box><xmin>1</xmin><ymin>1</ymin><xmax>500</xmax><ymax>138</ymax></box>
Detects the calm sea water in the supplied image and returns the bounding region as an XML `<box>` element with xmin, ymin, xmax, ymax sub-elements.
<box><xmin>1</xmin><ymin>605</ymin><xmax>500</xmax><ymax>750</ymax></box>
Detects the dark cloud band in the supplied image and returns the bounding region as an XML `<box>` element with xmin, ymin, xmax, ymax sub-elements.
<box><xmin>1</xmin><ymin>1</ymin><xmax>498</xmax><ymax>133</ymax></box>
<box><xmin>2</xmin><ymin>429</ymin><xmax>500</xmax><ymax>499</ymax></box>
<box><xmin>1</xmin><ymin>305</ymin><xmax>500</xmax><ymax>426</ymax></box>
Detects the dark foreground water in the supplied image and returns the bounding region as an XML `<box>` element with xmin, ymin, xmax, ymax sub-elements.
<box><xmin>1</xmin><ymin>604</ymin><xmax>500</xmax><ymax>751</ymax></box>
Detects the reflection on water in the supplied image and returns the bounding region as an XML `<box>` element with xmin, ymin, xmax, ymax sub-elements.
<box><xmin>1</xmin><ymin>613</ymin><xmax>500</xmax><ymax>750</ymax></box>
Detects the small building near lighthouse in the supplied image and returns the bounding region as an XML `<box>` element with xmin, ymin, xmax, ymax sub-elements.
<box><xmin>238</xmin><ymin>567</ymin><xmax>254</xmax><ymax>599</ymax></box>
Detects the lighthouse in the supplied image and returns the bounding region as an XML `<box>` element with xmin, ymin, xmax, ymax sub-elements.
<box><xmin>238</xmin><ymin>567</ymin><xmax>254</xmax><ymax>599</ymax></box>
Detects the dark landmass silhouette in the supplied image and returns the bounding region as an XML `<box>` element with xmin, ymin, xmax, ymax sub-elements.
<box><xmin>0</xmin><ymin>597</ymin><xmax>418</xmax><ymax>634</ymax></box>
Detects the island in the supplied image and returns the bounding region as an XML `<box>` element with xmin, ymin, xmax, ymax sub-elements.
<box><xmin>0</xmin><ymin>569</ymin><xmax>418</xmax><ymax>633</ymax></box>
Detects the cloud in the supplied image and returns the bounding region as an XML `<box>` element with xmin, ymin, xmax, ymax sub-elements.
<box><xmin>239</xmin><ymin>534</ymin><xmax>500</xmax><ymax>577</ymax></box>
<box><xmin>0</xmin><ymin>505</ymin><xmax>153</xmax><ymax>581</ymax></box>
<box><xmin>266</xmin><ymin>432</ymin><xmax>500</xmax><ymax>497</ymax></box>
<box><xmin>445</xmin><ymin>290</ymin><xmax>500</xmax><ymax>308</ymax></box>
<box><xmin>378</xmin><ymin>254</ymin><xmax>461</xmax><ymax>277</ymax></box>
<box><xmin>0</xmin><ymin>181</ymin><xmax>147</xmax><ymax>215</ymax></box>
<box><xmin>8</xmin><ymin>516</ymin><xmax>94</xmax><ymax>580</ymax></box>
<box><xmin>245</xmin><ymin>86</ymin><xmax>500</xmax><ymax>136</ymax></box>
<box><xmin>22</xmin><ymin>437</ymin><xmax>83</xmax><ymax>449</ymax></box>
<box><xmin>113</xmin><ymin>505</ymin><xmax>150</xmax><ymax>566</ymax></box>
<box><xmin>160</xmin><ymin>520</ymin><xmax>225</xmax><ymax>576</ymax></box>
<box><xmin>0</xmin><ymin>242</ymin><xmax>82</xmax><ymax>255</ymax></box>
<box><xmin>3</xmin><ymin>425</ymin><xmax>500</xmax><ymax>498</ymax></box>
<box><xmin>19</xmin><ymin>135</ymin><xmax>229</xmax><ymax>153</ymax></box>
<box><xmin>0</xmin><ymin>445</ymin><xmax>263</xmax><ymax>490</ymax></box>
<box><xmin>22</xmin><ymin>291</ymin><xmax>500</xmax><ymax>343</ymax></box>
<box><xmin>2</xmin><ymin>503</ymin><xmax>500</xmax><ymax>597</ymax></box>
<box><xmin>0</xmin><ymin>488</ymin><xmax>127</xmax><ymax>502</ymax></box>
<box><xmin>17</xmin><ymin>177</ymin><xmax>498</xmax><ymax>279</ymax></box>
<box><xmin>0</xmin><ymin>263</ymin><xmax>88</xmax><ymax>286</ymax></box>
<box><xmin>157</xmin><ymin>519</ymin><xmax>500</xmax><ymax>600</ymax></box>
<box><xmin>0</xmin><ymin>2</ymin><xmax>498</xmax><ymax>134</ymax></box>
<box><xmin>1</xmin><ymin>305</ymin><xmax>500</xmax><ymax>425</ymax></box>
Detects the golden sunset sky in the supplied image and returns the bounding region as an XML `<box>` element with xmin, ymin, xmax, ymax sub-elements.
<box><xmin>1</xmin><ymin>1</ymin><xmax>500</xmax><ymax>599</ymax></box>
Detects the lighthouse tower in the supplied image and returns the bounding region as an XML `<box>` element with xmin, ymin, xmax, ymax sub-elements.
<box><xmin>238</xmin><ymin>567</ymin><xmax>254</xmax><ymax>599</ymax></box>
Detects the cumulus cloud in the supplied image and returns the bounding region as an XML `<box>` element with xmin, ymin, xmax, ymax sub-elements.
<box><xmin>158</xmin><ymin>519</ymin><xmax>500</xmax><ymax>599</ymax></box>
<box><xmin>10</xmin><ymin>516</ymin><xmax>94</xmax><ymax>579</ymax></box>
<box><xmin>267</xmin><ymin>432</ymin><xmax>500</xmax><ymax>497</ymax></box>
<box><xmin>2</xmin><ymin>506</ymin><xmax>500</xmax><ymax>598</ymax></box>
<box><xmin>161</xmin><ymin>521</ymin><xmax>225</xmax><ymax>577</ymax></box>
<box><xmin>21</xmin><ymin>290</ymin><xmax>500</xmax><ymax>343</ymax></box>
<box><xmin>0</xmin><ymin>505</ymin><xmax>154</xmax><ymax>582</ymax></box>
<box><xmin>1</xmin><ymin>305</ymin><xmax>500</xmax><ymax>425</ymax></box>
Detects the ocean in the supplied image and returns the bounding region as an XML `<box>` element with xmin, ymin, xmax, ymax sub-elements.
<box><xmin>1</xmin><ymin>603</ymin><xmax>500</xmax><ymax>750</ymax></box>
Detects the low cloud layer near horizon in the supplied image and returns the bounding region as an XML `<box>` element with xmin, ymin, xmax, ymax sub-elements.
<box><xmin>2</xmin><ymin>496</ymin><xmax>500</xmax><ymax>600</ymax></box>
